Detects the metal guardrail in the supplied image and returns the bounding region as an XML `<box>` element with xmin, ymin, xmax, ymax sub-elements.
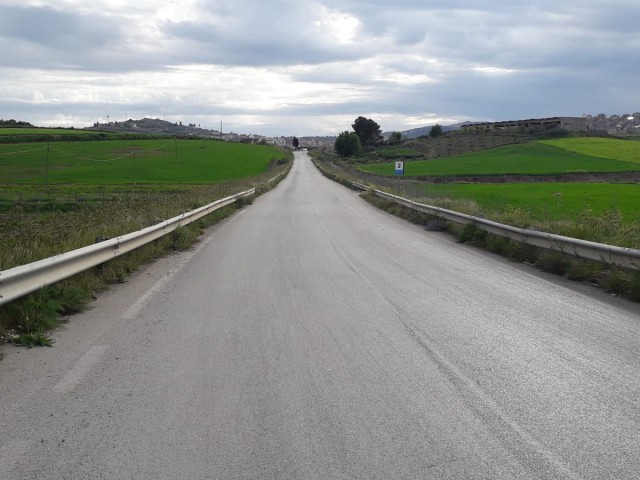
<box><xmin>0</xmin><ymin>189</ymin><xmax>254</xmax><ymax>306</ymax></box>
<box><xmin>370</xmin><ymin>189</ymin><xmax>640</xmax><ymax>271</ymax></box>
<box><xmin>267</xmin><ymin>167</ymin><xmax>289</xmax><ymax>184</ymax></box>
<box><xmin>314</xmin><ymin>160</ymin><xmax>640</xmax><ymax>271</ymax></box>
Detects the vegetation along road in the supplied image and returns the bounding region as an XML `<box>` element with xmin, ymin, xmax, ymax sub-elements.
<box><xmin>1</xmin><ymin>151</ymin><xmax>638</xmax><ymax>479</ymax></box>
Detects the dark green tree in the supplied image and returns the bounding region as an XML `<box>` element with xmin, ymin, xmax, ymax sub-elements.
<box><xmin>292</xmin><ymin>136</ymin><xmax>299</xmax><ymax>149</ymax></box>
<box><xmin>429</xmin><ymin>124</ymin><xmax>444</xmax><ymax>137</ymax></box>
<box><xmin>352</xmin><ymin>116</ymin><xmax>383</xmax><ymax>147</ymax></box>
<box><xmin>334</xmin><ymin>131</ymin><xmax>362</xmax><ymax>157</ymax></box>
<box><xmin>388</xmin><ymin>131</ymin><xmax>402</xmax><ymax>145</ymax></box>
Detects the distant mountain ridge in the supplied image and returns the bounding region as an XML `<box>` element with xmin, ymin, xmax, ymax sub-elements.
<box><xmin>384</xmin><ymin>122</ymin><xmax>468</xmax><ymax>139</ymax></box>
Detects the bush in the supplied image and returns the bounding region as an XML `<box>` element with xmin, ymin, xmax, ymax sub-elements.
<box><xmin>457</xmin><ymin>224</ymin><xmax>488</xmax><ymax>245</ymax></box>
<box><xmin>0</xmin><ymin>285</ymin><xmax>91</xmax><ymax>345</ymax></box>
<box><xmin>535</xmin><ymin>252</ymin><xmax>573</xmax><ymax>275</ymax></box>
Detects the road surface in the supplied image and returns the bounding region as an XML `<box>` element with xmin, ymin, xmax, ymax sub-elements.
<box><xmin>1</xmin><ymin>151</ymin><xmax>639</xmax><ymax>479</ymax></box>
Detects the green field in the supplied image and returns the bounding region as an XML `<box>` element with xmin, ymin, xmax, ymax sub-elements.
<box><xmin>415</xmin><ymin>182</ymin><xmax>640</xmax><ymax>223</ymax></box>
<box><xmin>0</xmin><ymin>138</ymin><xmax>289</xmax><ymax>271</ymax></box>
<box><xmin>0</xmin><ymin>139</ymin><xmax>284</xmax><ymax>186</ymax></box>
<box><xmin>0</xmin><ymin>128</ymin><xmax>97</xmax><ymax>136</ymax></box>
<box><xmin>359</xmin><ymin>141</ymin><xmax>640</xmax><ymax>176</ymax></box>
<box><xmin>539</xmin><ymin>137</ymin><xmax>640</xmax><ymax>163</ymax></box>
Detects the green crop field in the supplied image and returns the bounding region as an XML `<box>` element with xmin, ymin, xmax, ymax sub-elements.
<box><xmin>538</xmin><ymin>137</ymin><xmax>640</xmax><ymax>163</ymax></box>
<box><xmin>0</xmin><ymin>137</ymin><xmax>289</xmax><ymax>271</ymax></box>
<box><xmin>0</xmin><ymin>139</ymin><xmax>285</xmax><ymax>186</ymax></box>
<box><xmin>359</xmin><ymin>141</ymin><xmax>640</xmax><ymax>176</ymax></box>
<box><xmin>0</xmin><ymin>128</ymin><xmax>97</xmax><ymax>136</ymax></box>
<box><xmin>415</xmin><ymin>182</ymin><xmax>640</xmax><ymax>224</ymax></box>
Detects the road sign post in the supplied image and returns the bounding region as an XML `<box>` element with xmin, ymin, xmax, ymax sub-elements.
<box><xmin>395</xmin><ymin>161</ymin><xmax>404</xmax><ymax>175</ymax></box>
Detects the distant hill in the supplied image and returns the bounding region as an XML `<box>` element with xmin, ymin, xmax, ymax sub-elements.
<box><xmin>384</xmin><ymin>122</ymin><xmax>468</xmax><ymax>139</ymax></box>
<box><xmin>85</xmin><ymin>117</ymin><xmax>220</xmax><ymax>137</ymax></box>
<box><xmin>390</xmin><ymin>114</ymin><xmax>640</xmax><ymax>139</ymax></box>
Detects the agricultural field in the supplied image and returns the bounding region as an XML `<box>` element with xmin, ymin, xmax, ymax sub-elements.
<box><xmin>412</xmin><ymin>182</ymin><xmax>640</xmax><ymax>224</ymax></box>
<box><xmin>0</xmin><ymin>138</ymin><xmax>289</xmax><ymax>269</ymax></box>
<box><xmin>0</xmin><ymin>139</ymin><xmax>284</xmax><ymax>190</ymax></box>
<box><xmin>538</xmin><ymin>137</ymin><xmax>640</xmax><ymax>162</ymax></box>
<box><xmin>359</xmin><ymin>140</ymin><xmax>640</xmax><ymax>176</ymax></box>
<box><xmin>0</xmin><ymin>128</ymin><xmax>96</xmax><ymax>136</ymax></box>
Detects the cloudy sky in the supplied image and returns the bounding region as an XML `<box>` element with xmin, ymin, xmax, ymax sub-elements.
<box><xmin>0</xmin><ymin>0</ymin><xmax>638</xmax><ymax>136</ymax></box>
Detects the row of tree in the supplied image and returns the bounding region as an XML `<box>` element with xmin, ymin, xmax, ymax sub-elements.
<box><xmin>334</xmin><ymin>117</ymin><xmax>443</xmax><ymax>157</ymax></box>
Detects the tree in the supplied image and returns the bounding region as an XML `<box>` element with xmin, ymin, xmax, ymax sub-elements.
<box><xmin>429</xmin><ymin>124</ymin><xmax>444</xmax><ymax>138</ymax></box>
<box><xmin>352</xmin><ymin>116</ymin><xmax>382</xmax><ymax>147</ymax></box>
<box><xmin>334</xmin><ymin>131</ymin><xmax>362</xmax><ymax>157</ymax></box>
<box><xmin>388</xmin><ymin>131</ymin><xmax>402</xmax><ymax>145</ymax></box>
<box><xmin>292</xmin><ymin>136</ymin><xmax>299</xmax><ymax>149</ymax></box>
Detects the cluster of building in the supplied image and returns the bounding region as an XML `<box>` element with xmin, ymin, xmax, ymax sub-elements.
<box><xmin>461</xmin><ymin>117</ymin><xmax>587</xmax><ymax>133</ymax></box>
<box><xmin>88</xmin><ymin>117</ymin><xmax>337</xmax><ymax>149</ymax></box>
<box><xmin>583</xmin><ymin>113</ymin><xmax>640</xmax><ymax>135</ymax></box>
<box><xmin>460</xmin><ymin>114</ymin><xmax>640</xmax><ymax>136</ymax></box>
<box><xmin>267</xmin><ymin>136</ymin><xmax>335</xmax><ymax>149</ymax></box>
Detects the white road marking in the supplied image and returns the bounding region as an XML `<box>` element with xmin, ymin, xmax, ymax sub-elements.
<box><xmin>122</xmin><ymin>209</ymin><xmax>247</xmax><ymax>321</ymax></box>
<box><xmin>53</xmin><ymin>345</ymin><xmax>109</xmax><ymax>394</ymax></box>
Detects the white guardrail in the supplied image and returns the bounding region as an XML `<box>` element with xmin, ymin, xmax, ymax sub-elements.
<box><xmin>321</xmin><ymin>165</ymin><xmax>640</xmax><ymax>271</ymax></box>
<box><xmin>0</xmin><ymin>188</ymin><xmax>255</xmax><ymax>306</ymax></box>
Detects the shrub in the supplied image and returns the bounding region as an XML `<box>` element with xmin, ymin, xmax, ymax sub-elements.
<box><xmin>535</xmin><ymin>252</ymin><xmax>573</xmax><ymax>275</ymax></box>
<box><xmin>458</xmin><ymin>224</ymin><xmax>488</xmax><ymax>245</ymax></box>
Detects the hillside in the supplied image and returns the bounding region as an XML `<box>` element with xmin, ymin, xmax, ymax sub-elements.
<box><xmin>405</xmin><ymin>133</ymin><xmax>532</xmax><ymax>159</ymax></box>
<box><xmin>85</xmin><ymin>117</ymin><xmax>220</xmax><ymax>137</ymax></box>
<box><xmin>388</xmin><ymin>112</ymin><xmax>640</xmax><ymax>141</ymax></box>
<box><xmin>386</xmin><ymin>122</ymin><xmax>467</xmax><ymax>139</ymax></box>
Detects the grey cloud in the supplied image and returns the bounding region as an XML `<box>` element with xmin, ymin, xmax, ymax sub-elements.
<box><xmin>0</xmin><ymin>6</ymin><xmax>119</xmax><ymax>49</ymax></box>
<box><xmin>1</xmin><ymin>0</ymin><xmax>638</xmax><ymax>135</ymax></box>
<box><xmin>163</xmin><ymin>20</ymin><xmax>362</xmax><ymax>66</ymax></box>
<box><xmin>0</xmin><ymin>5</ymin><xmax>144</xmax><ymax>71</ymax></box>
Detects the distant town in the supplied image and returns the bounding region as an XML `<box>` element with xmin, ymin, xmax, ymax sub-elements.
<box><xmin>86</xmin><ymin>117</ymin><xmax>336</xmax><ymax>150</ymax></box>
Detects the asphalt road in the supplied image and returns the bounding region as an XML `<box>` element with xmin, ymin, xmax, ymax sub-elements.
<box><xmin>1</xmin><ymin>151</ymin><xmax>639</xmax><ymax>479</ymax></box>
